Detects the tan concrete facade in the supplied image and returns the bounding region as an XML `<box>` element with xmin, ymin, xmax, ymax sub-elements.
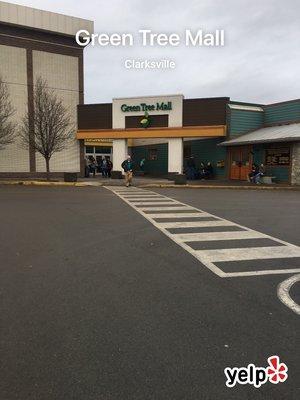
<box><xmin>0</xmin><ymin>44</ymin><xmax>29</xmax><ymax>172</ymax></box>
<box><xmin>0</xmin><ymin>1</ymin><xmax>93</xmax><ymax>177</ymax></box>
<box><xmin>32</xmin><ymin>51</ymin><xmax>80</xmax><ymax>173</ymax></box>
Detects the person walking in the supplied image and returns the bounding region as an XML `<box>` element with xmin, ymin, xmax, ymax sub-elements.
<box><xmin>121</xmin><ymin>155</ymin><xmax>134</xmax><ymax>187</ymax></box>
<box><xmin>90</xmin><ymin>157</ymin><xmax>97</xmax><ymax>178</ymax></box>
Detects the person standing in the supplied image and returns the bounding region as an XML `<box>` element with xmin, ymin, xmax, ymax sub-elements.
<box><xmin>121</xmin><ymin>155</ymin><xmax>134</xmax><ymax>187</ymax></box>
<box><xmin>107</xmin><ymin>158</ymin><xmax>113</xmax><ymax>178</ymax></box>
<box><xmin>102</xmin><ymin>157</ymin><xmax>107</xmax><ymax>178</ymax></box>
<box><xmin>139</xmin><ymin>158</ymin><xmax>146</xmax><ymax>172</ymax></box>
<box><xmin>186</xmin><ymin>156</ymin><xmax>196</xmax><ymax>180</ymax></box>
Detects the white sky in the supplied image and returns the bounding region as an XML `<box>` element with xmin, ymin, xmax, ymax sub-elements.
<box><xmin>8</xmin><ymin>0</ymin><xmax>300</xmax><ymax>104</ymax></box>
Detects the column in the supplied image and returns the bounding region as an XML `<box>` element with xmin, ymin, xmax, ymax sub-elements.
<box><xmin>168</xmin><ymin>138</ymin><xmax>183</xmax><ymax>174</ymax></box>
<box><xmin>291</xmin><ymin>142</ymin><xmax>300</xmax><ymax>185</ymax></box>
<box><xmin>113</xmin><ymin>139</ymin><xmax>128</xmax><ymax>173</ymax></box>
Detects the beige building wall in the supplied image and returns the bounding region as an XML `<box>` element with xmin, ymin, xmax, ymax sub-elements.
<box><xmin>0</xmin><ymin>44</ymin><xmax>29</xmax><ymax>172</ymax></box>
<box><xmin>32</xmin><ymin>51</ymin><xmax>80</xmax><ymax>172</ymax></box>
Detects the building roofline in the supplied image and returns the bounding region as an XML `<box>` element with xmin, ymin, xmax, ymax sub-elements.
<box><xmin>0</xmin><ymin>1</ymin><xmax>94</xmax><ymax>37</ymax></box>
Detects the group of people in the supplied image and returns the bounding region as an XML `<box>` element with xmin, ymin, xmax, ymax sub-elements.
<box><xmin>85</xmin><ymin>156</ymin><xmax>113</xmax><ymax>178</ymax></box>
<box><xmin>186</xmin><ymin>156</ymin><xmax>213</xmax><ymax>180</ymax></box>
<box><xmin>248</xmin><ymin>163</ymin><xmax>265</xmax><ymax>184</ymax></box>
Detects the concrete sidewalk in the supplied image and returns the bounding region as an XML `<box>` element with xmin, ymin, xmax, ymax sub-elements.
<box><xmin>0</xmin><ymin>176</ymin><xmax>298</xmax><ymax>190</ymax></box>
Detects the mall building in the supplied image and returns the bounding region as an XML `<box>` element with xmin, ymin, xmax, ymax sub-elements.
<box><xmin>77</xmin><ymin>95</ymin><xmax>300</xmax><ymax>185</ymax></box>
<box><xmin>0</xmin><ymin>2</ymin><xmax>299</xmax><ymax>185</ymax></box>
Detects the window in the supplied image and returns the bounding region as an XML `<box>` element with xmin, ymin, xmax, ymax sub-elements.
<box><xmin>265</xmin><ymin>147</ymin><xmax>290</xmax><ymax>166</ymax></box>
<box><xmin>95</xmin><ymin>147</ymin><xmax>111</xmax><ymax>154</ymax></box>
<box><xmin>85</xmin><ymin>146</ymin><xmax>94</xmax><ymax>154</ymax></box>
<box><xmin>148</xmin><ymin>148</ymin><xmax>158</xmax><ymax>161</ymax></box>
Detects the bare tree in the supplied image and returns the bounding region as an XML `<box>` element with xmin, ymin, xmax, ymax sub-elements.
<box><xmin>0</xmin><ymin>76</ymin><xmax>15</xmax><ymax>150</ymax></box>
<box><xmin>20</xmin><ymin>77</ymin><xmax>74</xmax><ymax>180</ymax></box>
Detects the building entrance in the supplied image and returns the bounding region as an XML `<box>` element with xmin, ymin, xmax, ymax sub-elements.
<box><xmin>229</xmin><ymin>146</ymin><xmax>252</xmax><ymax>180</ymax></box>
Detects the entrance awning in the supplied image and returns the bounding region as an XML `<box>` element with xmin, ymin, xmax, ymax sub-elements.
<box><xmin>220</xmin><ymin>123</ymin><xmax>300</xmax><ymax>146</ymax></box>
<box><xmin>77</xmin><ymin>125</ymin><xmax>226</xmax><ymax>140</ymax></box>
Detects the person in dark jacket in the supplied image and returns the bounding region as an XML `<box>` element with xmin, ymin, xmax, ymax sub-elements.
<box><xmin>107</xmin><ymin>158</ymin><xmax>113</xmax><ymax>178</ymax></box>
<box><xmin>205</xmin><ymin>162</ymin><xmax>213</xmax><ymax>179</ymax></box>
<box><xmin>249</xmin><ymin>164</ymin><xmax>259</xmax><ymax>183</ymax></box>
<box><xmin>186</xmin><ymin>156</ymin><xmax>196</xmax><ymax>180</ymax></box>
<box><xmin>121</xmin><ymin>155</ymin><xmax>134</xmax><ymax>187</ymax></box>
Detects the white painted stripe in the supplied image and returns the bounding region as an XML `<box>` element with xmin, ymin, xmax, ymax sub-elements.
<box><xmin>125</xmin><ymin>198</ymin><xmax>168</xmax><ymax>201</ymax></box>
<box><xmin>105</xmin><ymin>186</ymin><xmax>300</xmax><ymax>278</ymax></box>
<box><xmin>277</xmin><ymin>274</ymin><xmax>300</xmax><ymax>315</ymax></box>
<box><xmin>225</xmin><ymin>269</ymin><xmax>300</xmax><ymax>277</ymax></box>
<box><xmin>130</xmin><ymin>201</ymin><xmax>178</xmax><ymax>206</ymax></box>
<box><xmin>122</xmin><ymin>195</ymin><xmax>162</xmax><ymax>198</ymax></box>
<box><xmin>173</xmin><ymin>230</ymin><xmax>266</xmax><ymax>242</ymax></box>
<box><xmin>196</xmin><ymin>246</ymin><xmax>300</xmax><ymax>262</ymax></box>
<box><xmin>159</xmin><ymin>220</ymin><xmax>234</xmax><ymax>229</ymax></box>
<box><xmin>138</xmin><ymin>206</ymin><xmax>195</xmax><ymax>211</ymax></box>
<box><xmin>147</xmin><ymin>212</ymin><xmax>210</xmax><ymax>219</ymax></box>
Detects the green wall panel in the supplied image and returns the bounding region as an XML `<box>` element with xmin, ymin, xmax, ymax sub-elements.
<box><xmin>132</xmin><ymin>139</ymin><xmax>226</xmax><ymax>178</ymax></box>
<box><xmin>229</xmin><ymin>108</ymin><xmax>264</xmax><ymax>137</ymax></box>
<box><xmin>264</xmin><ymin>101</ymin><xmax>300</xmax><ymax>125</ymax></box>
<box><xmin>132</xmin><ymin>143</ymin><xmax>168</xmax><ymax>175</ymax></box>
<box><xmin>187</xmin><ymin>138</ymin><xmax>227</xmax><ymax>178</ymax></box>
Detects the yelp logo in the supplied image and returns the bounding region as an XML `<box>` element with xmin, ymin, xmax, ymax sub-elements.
<box><xmin>224</xmin><ymin>356</ymin><xmax>288</xmax><ymax>388</ymax></box>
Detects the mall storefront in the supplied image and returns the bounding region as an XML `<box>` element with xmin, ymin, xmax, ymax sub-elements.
<box><xmin>77</xmin><ymin>94</ymin><xmax>228</xmax><ymax>178</ymax></box>
<box><xmin>77</xmin><ymin>96</ymin><xmax>300</xmax><ymax>184</ymax></box>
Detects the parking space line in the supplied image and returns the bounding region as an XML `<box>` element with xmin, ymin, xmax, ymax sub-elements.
<box><xmin>277</xmin><ymin>274</ymin><xmax>300</xmax><ymax>315</ymax></box>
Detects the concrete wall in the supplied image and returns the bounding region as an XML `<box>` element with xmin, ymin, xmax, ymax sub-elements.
<box><xmin>33</xmin><ymin>51</ymin><xmax>80</xmax><ymax>173</ymax></box>
<box><xmin>0</xmin><ymin>44</ymin><xmax>29</xmax><ymax>172</ymax></box>
<box><xmin>291</xmin><ymin>142</ymin><xmax>300</xmax><ymax>185</ymax></box>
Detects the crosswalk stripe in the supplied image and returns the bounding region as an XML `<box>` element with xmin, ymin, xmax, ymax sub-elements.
<box><xmin>195</xmin><ymin>246</ymin><xmax>300</xmax><ymax>262</ymax></box>
<box><xmin>159</xmin><ymin>221</ymin><xmax>233</xmax><ymax>229</ymax></box>
<box><xmin>122</xmin><ymin>195</ymin><xmax>162</xmax><ymax>198</ymax></box>
<box><xmin>173</xmin><ymin>230</ymin><xmax>266</xmax><ymax>242</ymax></box>
<box><xmin>147</xmin><ymin>212</ymin><xmax>210</xmax><ymax>219</ymax></box>
<box><xmin>130</xmin><ymin>201</ymin><xmax>178</xmax><ymax>206</ymax></box>
<box><xmin>138</xmin><ymin>206</ymin><xmax>194</xmax><ymax>211</ymax></box>
<box><xmin>105</xmin><ymin>186</ymin><xmax>300</xmax><ymax>278</ymax></box>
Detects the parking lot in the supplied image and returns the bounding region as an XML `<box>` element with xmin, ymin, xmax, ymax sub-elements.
<box><xmin>0</xmin><ymin>185</ymin><xmax>299</xmax><ymax>399</ymax></box>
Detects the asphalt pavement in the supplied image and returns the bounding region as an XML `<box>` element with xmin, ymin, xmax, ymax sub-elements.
<box><xmin>0</xmin><ymin>185</ymin><xmax>299</xmax><ymax>400</ymax></box>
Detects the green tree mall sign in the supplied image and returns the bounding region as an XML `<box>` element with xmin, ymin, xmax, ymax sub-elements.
<box><xmin>121</xmin><ymin>102</ymin><xmax>172</xmax><ymax>112</ymax></box>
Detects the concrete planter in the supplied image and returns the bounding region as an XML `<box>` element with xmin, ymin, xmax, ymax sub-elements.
<box><xmin>64</xmin><ymin>172</ymin><xmax>77</xmax><ymax>182</ymax></box>
<box><xmin>174</xmin><ymin>174</ymin><xmax>187</xmax><ymax>185</ymax></box>
<box><xmin>111</xmin><ymin>170</ymin><xmax>123</xmax><ymax>179</ymax></box>
<box><xmin>167</xmin><ymin>172</ymin><xmax>179</xmax><ymax>181</ymax></box>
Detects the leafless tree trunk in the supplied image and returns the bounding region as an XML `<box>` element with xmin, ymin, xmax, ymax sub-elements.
<box><xmin>0</xmin><ymin>76</ymin><xmax>16</xmax><ymax>150</ymax></box>
<box><xmin>20</xmin><ymin>77</ymin><xmax>74</xmax><ymax>180</ymax></box>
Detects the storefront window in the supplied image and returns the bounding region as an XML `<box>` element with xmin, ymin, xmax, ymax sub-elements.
<box><xmin>95</xmin><ymin>147</ymin><xmax>111</xmax><ymax>154</ymax></box>
<box><xmin>85</xmin><ymin>146</ymin><xmax>94</xmax><ymax>154</ymax></box>
<box><xmin>265</xmin><ymin>147</ymin><xmax>290</xmax><ymax>166</ymax></box>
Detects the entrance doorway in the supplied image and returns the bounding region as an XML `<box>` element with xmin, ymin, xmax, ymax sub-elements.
<box><xmin>229</xmin><ymin>146</ymin><xmax>252</xmax><ymax>180</ymax></box>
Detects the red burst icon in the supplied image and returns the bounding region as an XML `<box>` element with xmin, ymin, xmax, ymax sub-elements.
<box><xmin>267</xmin><ymin>356</ymin><xmax>288</xmax><ymax>384</ymax></box>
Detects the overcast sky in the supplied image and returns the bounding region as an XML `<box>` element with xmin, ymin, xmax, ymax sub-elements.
<box><xmin>12</xmin><ymin>0</ymin><xmax>300</xmax><ymax>104</ymax></box>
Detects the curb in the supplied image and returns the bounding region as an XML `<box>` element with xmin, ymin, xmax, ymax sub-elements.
<box><xmin>138</xmin><ymin>184</ymin><xmax>299</xmax><ymax>191</ymax></box>
<box><xmin>0</xmin><ymin>180</ymin><xmax>103</xmax><ymax>187</ymax></box>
